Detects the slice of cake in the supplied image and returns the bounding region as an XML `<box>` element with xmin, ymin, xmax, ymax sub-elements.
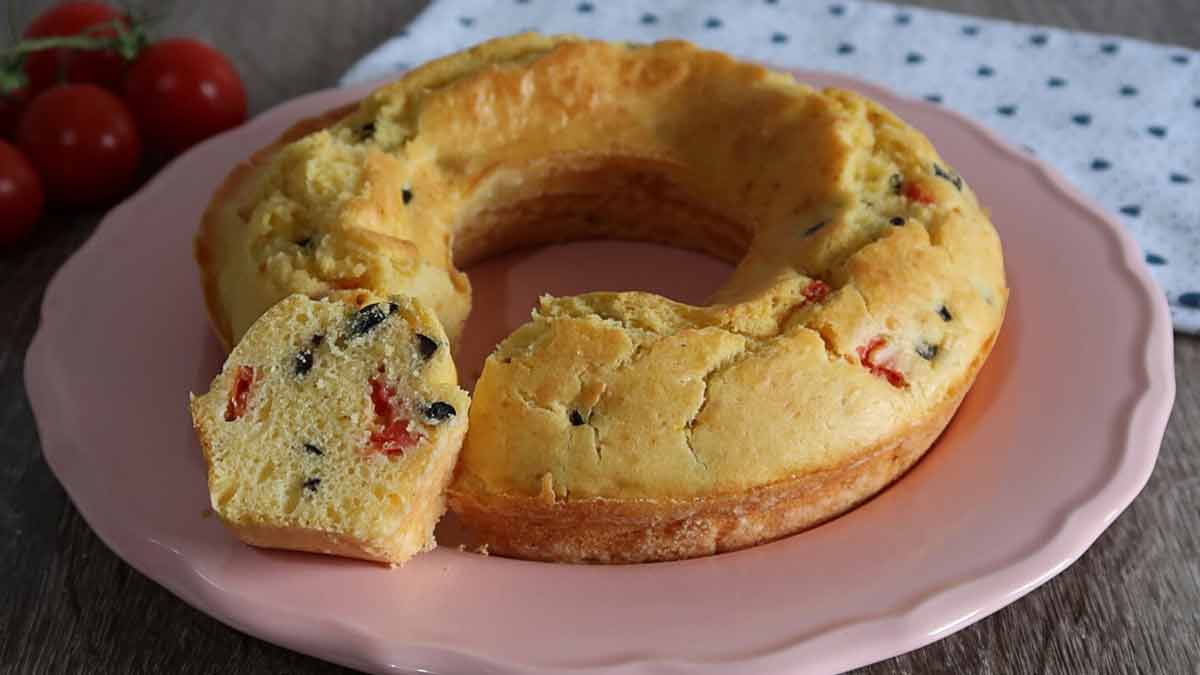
<box><xmin>190</xmin><ymin>291</ymin><xmax>469</xmax><ymax>565</ymax></box>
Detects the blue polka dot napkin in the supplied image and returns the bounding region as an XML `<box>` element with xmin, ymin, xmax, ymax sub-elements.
<box><xmin>340</xmin><ymin>0</ymin><xmax>1200</xmax><ymax>333</ymax></box>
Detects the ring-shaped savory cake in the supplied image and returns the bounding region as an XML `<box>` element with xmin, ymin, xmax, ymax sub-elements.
<box><xmin>198</xmin><ymin>34</ymin><xmax>1007</xmax><ymax>562</ymax></box>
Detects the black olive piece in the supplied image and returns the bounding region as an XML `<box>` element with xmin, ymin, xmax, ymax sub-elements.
<box><xmin>296</xmin><ymin>237</ymin><xmax>312</xmax><ymax>248</ymax></box>
<box><xmin>424</xmin><ymin>401</ymin><xmax>456</xmax><ymax>422</ymax></box>
<box><xmin>402</xmin><ymin>187</ymin><xmax>414</xmax><ymax>205</ymax></box>
<box><xmin>303</xmin><ymin>443</ymin><xmax>324</xmax><ymax>456</ymax></box>
<box><xmin>294</xmin><ymin>349</ymin><xmax>314</xmax><ymax>375</ymax></box>
<box><xmin>348</xmin><ymin>302</ymin><xmax>398</xmax><ymax>338</ymax></box>
<box><xmin>415</xmin><ymin>333</ymin><xmax>438</xmax><ymax>360</ymax></box>
<box><xmin>889</xmin><ymin>173</ymin><xmax>903</xmax><ymax>195</ymax></box>
<box><xmin>916</xmin><ymin>342</ymin><xmax>939</xmax><ymax>360</ymax></box>
<box><xmin>569</xmin><ymin>410</ymin><xmax>585</xmax><ymax>426</ymax></box>
<box><xmin>359</xmin><ymin>122</ymin><xmax>376</xmax><ymax>140</ymax></box>
<box><xmin>311</xmin><ymin>334</ymin><xmax>325</xmax><ymax>347</ymax></box>
<box><xmin>937</xmin><ymin>305</ymin><xmax>953</xmax><ymax>322</ymax></box>
<box><xmin>302</xmin><ymin>477</ymin><xmax>321</xmax><ymax>492</ymax></box>
<box><xmin>890</xmin><ymin>216</ymin><xmax>906</xmax><ymax>226</ymax></box>
<box><xmin>802</xmin><ymin>221</ymin><xmax>826</xmax><ymax>237</ymax></box>
<box><xmin>933</xmin><ymin>163</ymin><xmax>963</xmax><ymax>191</ymax></box>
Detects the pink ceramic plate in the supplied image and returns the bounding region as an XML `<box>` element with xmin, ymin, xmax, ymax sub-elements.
<box><xmin>25</xmin><ymin>71</ymin><xmax>1174</xmax><ymax>674</ymax></box>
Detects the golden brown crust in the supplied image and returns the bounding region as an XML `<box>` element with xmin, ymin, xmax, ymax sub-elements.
<box><xmin>448</xmin><ymin>330</ymin><xmax>996</xmax><ymax>563</ymax></box>
<box><xmin>223</xmin><ymin>521</ymin><xmax>399</xmax><ymax>564</ymax></box>
<box><xmin>196</xmin><ymin>103</ymin><xmax>359</xmax><ymax>351</ymax></box>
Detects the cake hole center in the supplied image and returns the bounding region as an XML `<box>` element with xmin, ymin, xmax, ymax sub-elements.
<box><xmin>455</xmin><ymin>241</ymin><xmax>732</xmax><ymax>391</ymax></box>
<box><xmin>449</xmin><ymin>162</ymin><xmax>749</xmax><ymax>391</ymax></box>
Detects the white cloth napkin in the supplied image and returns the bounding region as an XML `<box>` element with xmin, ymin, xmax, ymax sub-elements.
<box><xmin>340</xmin><ymin>0</ymin><xmax>1200</xmax><ymax>333</ymax></box>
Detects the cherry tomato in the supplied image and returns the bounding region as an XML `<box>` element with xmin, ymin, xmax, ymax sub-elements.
<box><xmin>0</xmin><ymin>141</ymin><xmax>45</xmax><ymax>247</ymax></box>
<box><xmin>23</xmin><ymin>1</ymin><xmax>129</xmax><ymax>93</ymax></box>
<box><xmin>0</xmin><ymin>87</ymin><xmax>31</xmax><ymax>139</ymax></box>
<box><xmin>124</xmin><ymin>38</ymin><xmax>246</xmax><ymax>156</ymax></box>
<box><xmin>17</xmin><ymin>84</ymin><xmax>142</xmax><ymax>207</ymax></box>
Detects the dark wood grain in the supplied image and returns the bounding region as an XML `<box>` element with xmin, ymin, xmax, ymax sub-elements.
<box><xmin>1</xmin><ymin>1</ymin><xmax>1197</xmax><ymax>674</ymax></box>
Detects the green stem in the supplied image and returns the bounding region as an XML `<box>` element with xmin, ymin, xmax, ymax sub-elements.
<box><xmin>1</xmin><ymin>33</ymin><xmax>119</xmax><ymax>59</ymax></box>
<box><xmin>0</xmin><ymin>68</ymin><xmax>25</xmax><ymax>93</ymax></box>
<box><xmin>0</xmin><ymin>14</ymin><xmax>151</xmax><ymax>92</ymax></box>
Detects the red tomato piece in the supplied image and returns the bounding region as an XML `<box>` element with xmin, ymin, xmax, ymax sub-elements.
<box><xmin>370</xmin><ymin>376</ymin><xmax>397</xmax><ymax>418</ymax></box>
<box><xmin>370</xmin><ymin>419</ymin><xmax>421</xmax><ymax>456</ymax></box>
<box><xmin>803</xmin><ymin>279</ymin><xmax>831</xmax><ymax>304</ymax></box>
<box><xmin>904</xmin><ymin>181</ymin><xmax>936</xmax><ymax>205</ymax></box>
<box><xmin>224</xmin><ymin>366</ymin><xmax>255</xmax><ymax>421</ymax></box>
<box><xmin>367</xmin><ymin>375</ymin><xmax>420</xmax><ymax>455</ymax></box>
<box><xmin>856</xmin><ymin>336</ymin><xmax>908</xmax><ymax>388</ymax></box>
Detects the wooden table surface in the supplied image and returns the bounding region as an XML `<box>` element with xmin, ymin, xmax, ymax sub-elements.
<box><xmin>1</xmin><ymin>1</ymin><xmax>1197</xmax><ymax>673</ymax></box>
